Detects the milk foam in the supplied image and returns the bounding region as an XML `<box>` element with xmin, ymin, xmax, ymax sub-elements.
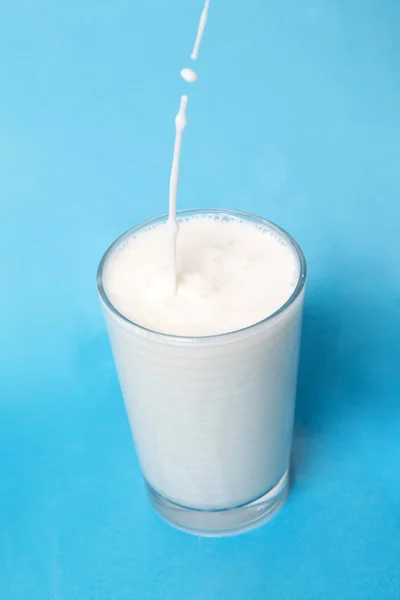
<box><xmin>103</xmin><ymin>214</ymin><xmax>299</xmax><ymax>336</ymax></box>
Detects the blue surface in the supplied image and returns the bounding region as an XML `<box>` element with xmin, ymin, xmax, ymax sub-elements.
<box><xmin>1</xmin><ymin>1</ymin><xmax>400</xmax><ymax>598</ymax></box>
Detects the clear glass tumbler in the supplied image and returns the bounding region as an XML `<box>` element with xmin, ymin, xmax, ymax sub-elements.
<box><xmin>97</xmin><ymin>209</ymin><xmax>306</xmax><ymax>536</ymax></box>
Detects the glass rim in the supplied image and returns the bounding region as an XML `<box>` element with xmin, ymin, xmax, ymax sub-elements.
<box><xmin>97</xmin><ymin>208</ymin><xmax>307</xmax><ymax>343</ymax></box>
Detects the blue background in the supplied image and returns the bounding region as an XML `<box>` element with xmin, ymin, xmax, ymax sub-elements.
<box><xmin>1</xmin><ymin>0</ymin><xmax>399</xmax><ymax>598</ymax></box>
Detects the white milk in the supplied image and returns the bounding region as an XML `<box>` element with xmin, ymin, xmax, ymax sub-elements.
<box><xmin>166</xmin><ymin>95</ymin><xmax>188</xmax><ymax>294</ymax></box>
<box><xmin>165</xmin><ymin>0</ymin><xmax>211</xmax><ymax>291</ymax></box>
<box><xmin>191</xmin><ymin>0</ymin><xmax>211</xmax><ymax>60</ymax></box>
<box><xmin>98</xmin><ymin>0</ymin><xmax>307</xmax><ymax>527</ymax></box>
<box><xmin>181</xmin><ymin>68</ymin><xmax>198</xmax><ymax>83</ymax></box>
<box><xmin>104</xmin><ymin>214</ymin><xmax>298</xmax><ymax>336</ymax></box>
<box><xmin>100</xmin><ymin>211</ymin><xmax>305</xmax><ymax>510</ymax></box>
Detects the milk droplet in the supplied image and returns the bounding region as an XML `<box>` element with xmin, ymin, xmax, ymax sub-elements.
<box><xmin>180</xmin><ymin>68</ymin><xmax>198</xmax><ymax>83</ymax></box>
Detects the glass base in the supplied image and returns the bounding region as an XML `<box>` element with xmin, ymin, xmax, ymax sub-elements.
<box><xmin>146</xmin><ymin>470</ymin><xmax>289</xmax><ymax>537</ymax></box>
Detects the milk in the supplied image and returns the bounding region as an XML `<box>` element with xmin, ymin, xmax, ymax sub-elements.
<box><xmin>180</xmin><ymin>68</ymin><xmax>198</xmax><ymax>83</ymax></box>
<box><xmin>99</xmin><ymin>211</ymin><xmax>305</xmax><ymax>511</ymax></box>
<box><xmin>166</xmin><ymin>95</ymin><xmax>188</xmax><ymax>294</ymax></box>
<box><xmin>104</xmin><ymin>214</ymin><xmax>299</xmax><ymax>336</ymax></box>
<box><xmin>97</xmin><ymin>0</ymin><xmax>307</xmax><ymax>532</ymax></box>
<box><xmin>166</xmin><ymin>0</ymin><xmax>210</xmax><ymax>291</ymax></box>
<box><xmin>191</xmin><ymin>0</ymin><xmax>211</xmax><ymax>60</ymax></box>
